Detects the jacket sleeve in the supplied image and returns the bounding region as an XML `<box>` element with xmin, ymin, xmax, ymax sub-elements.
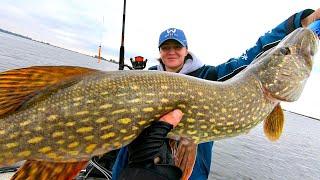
<box><xmin>214</xmin><ymin>9</ymin><xmax>314</xmax><ymax>81</ymax></box>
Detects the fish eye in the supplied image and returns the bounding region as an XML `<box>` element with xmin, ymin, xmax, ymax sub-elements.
<box><xmin>279</xmin><ymin>47</ymin><xmax>291</xmax><ymax>55</ymax></box>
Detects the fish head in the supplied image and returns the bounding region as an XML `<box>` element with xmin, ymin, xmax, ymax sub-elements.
<box><xmin>250</xmin><ymin>28</ymin><xmax>318</xmax><ymax>102</ymax></box>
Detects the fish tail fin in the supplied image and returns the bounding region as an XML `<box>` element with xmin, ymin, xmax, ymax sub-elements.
<box><xmin>11</xmin><ymin>160</ymin><xmax>88</xmax><ymax>180</ymax></box>
<box><xmin>263</xmin><ymin>104</ymin><xmax>285</xmax><ymax>141</ymax></box>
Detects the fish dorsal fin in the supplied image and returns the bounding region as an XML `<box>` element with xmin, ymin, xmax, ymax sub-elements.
<box><xmin>169</xmin><ymin>137</ymin><xmax>197</xmax><ymax>180</ymax></box>
<box><xmin>263</xmin><ymin>104</ymin><xmax>285</xmax><ymax>141</ymax></box>
<box><xmin>11</xmin><ymin>160</ymin><xmax>88</xmax><ymax>180</ymax></box>
<box><xmin>0</xmin><ymin>66</ymin><xmax>99</xmax><ymax>117</ymax></box>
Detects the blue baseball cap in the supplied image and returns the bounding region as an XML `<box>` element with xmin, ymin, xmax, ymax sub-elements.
<box><xmin>158</xmin><ymin>28</ymin><xmax>188</xmax><ymax>48</ymax></box>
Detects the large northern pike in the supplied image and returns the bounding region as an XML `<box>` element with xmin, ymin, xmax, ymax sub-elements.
<box><xmin>0</xmin><ymin>28</ymin><xmax>318</xmax><ymax>179</ymax></box>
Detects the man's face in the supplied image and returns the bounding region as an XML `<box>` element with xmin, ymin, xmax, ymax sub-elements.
<box><xmin>159</xmin><ymin>40</ymin><xmax>188</xmax><ymax>72</ymax></box>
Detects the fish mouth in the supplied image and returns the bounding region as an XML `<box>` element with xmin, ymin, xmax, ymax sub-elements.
<box><xmin>280</xmin><ymin>28</ymin><xmax>318</xmax><ymax>69</ymax></box>
<box><xmin>310</xmin><ymin>32</ymin><xmax>319</xmax><ymax>56</ymax></box>
<box><xmin>297</xmin><ymin>28</ymin><xmax>319</xmax><ymax>69</ymax></box>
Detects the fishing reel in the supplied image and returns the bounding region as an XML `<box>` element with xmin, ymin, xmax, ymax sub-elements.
<box><xmin>130</xmin><ymin>56</ymin><xmax>148</xmax><ymax>70</ymax></box>
<box><xmin>121</xmin><ymin>56</ymin><xmax>148</xmax><ymax>70</ymax></box>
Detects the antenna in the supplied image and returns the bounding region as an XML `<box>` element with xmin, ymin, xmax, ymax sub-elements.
<box><xmin>119</xmin><ymin>0</ymin><xmax>126</xmax><ymax>70</ymax></box>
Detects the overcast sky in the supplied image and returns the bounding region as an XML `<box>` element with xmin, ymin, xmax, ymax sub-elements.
<box><xmin>0</xmin><ymin>0</ymin><xmax>319</xmax><ymax>118</ymax></box>
<box><xmin>0</xmin><ymin>1</ymin><xmax>318</xmax><ymax>64</ymax></box>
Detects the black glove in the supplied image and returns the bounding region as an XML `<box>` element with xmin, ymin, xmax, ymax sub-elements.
<box><xmin>119</xmin><ymin>121</ymin><xmax>182</xmax><ymax>180</ymax></box>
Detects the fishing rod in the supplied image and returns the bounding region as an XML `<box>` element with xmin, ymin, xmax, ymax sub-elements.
<box><xmin>118</xmin><ymin>0</ymin><xmax>126</xmax><ymax>70</ymax></box>
<box><xmin>118</xmin><ymin>0</ymin><xmax>147</xmax><ymax>70</ymax></box>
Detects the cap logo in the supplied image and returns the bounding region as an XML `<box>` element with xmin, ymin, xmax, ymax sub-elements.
<box><xmin>165</xmin><ymin>28</ymin><xmax>177</xmax><ymax>38</ymax></box>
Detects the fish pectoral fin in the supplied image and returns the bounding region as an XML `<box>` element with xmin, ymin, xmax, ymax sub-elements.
<box><xmin>11</xmin><ymin>159</ymin><xmax>89</xmax><ymax>180</ymax></box>
<box><xmin>169</xmin><ymin>137</ymin><xmax>197</xmax><ymax>180</ymax></box>
<box><xmin>263</xmin><ymin>104</ymin><xmax>285</xmax><ymax>141</ymax></box>
<box><xmin>0</xmin><ymin>66</ymin><xmax>100</xmax><ymax>117</ymax></box>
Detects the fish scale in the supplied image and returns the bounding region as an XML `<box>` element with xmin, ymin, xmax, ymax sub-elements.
<box><xmin>0</xmin><ymin>28</ymin><xmax>318</xmax><ymax>169</ymax></box>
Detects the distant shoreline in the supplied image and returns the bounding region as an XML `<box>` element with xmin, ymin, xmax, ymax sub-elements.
<box><xmin>0</xmin><ymin>28</ymin><xmax>32</xmax><ymax>40</ymax></box>
<box><xmin>0</xmin><ymin>28</ymin><xmax>118</xmax><ymax>64</ymax></box>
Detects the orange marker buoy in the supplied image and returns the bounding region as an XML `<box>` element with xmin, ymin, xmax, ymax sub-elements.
<box><xmin>98</xmin><ymin>45</ymin><xmax>102</xmax><ymax>63</ymax></box>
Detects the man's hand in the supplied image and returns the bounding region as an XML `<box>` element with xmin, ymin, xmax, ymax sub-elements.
<box><xmin>301</xmin><ymin>8</ymin><xmax>320</xmax><ymax>27</ymax></box>
<box><xmin>119</xmin><ymin>109</ymin><xmax>183</xmax><ymax>180</ymax></box>
<box><xmin>159</xmin><ymin>109</ymin><xmax>183</xmax><ymax>128</ymax></box>
<box><xmin>127</xmin><ymin>109</ymin><xmax>183</xmax><ymax>166</ymax></box>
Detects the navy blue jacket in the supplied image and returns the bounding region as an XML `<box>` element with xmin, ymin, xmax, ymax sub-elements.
<box><xmin>112</xmin><ymin>9</ymin><xmax>314</xmax><ymax>180</ymax></box>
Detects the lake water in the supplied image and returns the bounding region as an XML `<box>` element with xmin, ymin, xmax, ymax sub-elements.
<box><xmin>0</xmin><ymin>32</ymin><xmax>118</xmax><ymax>72</ymax></box>
<box><xmin>211</xmin><ymin>112</ymin><xmax>320</xmax><ymax>180</ymax></box>
<box><xmin>0</xmin><ymin>32</ymin><xmax>319</xmax><ymax>180</ymax></box>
